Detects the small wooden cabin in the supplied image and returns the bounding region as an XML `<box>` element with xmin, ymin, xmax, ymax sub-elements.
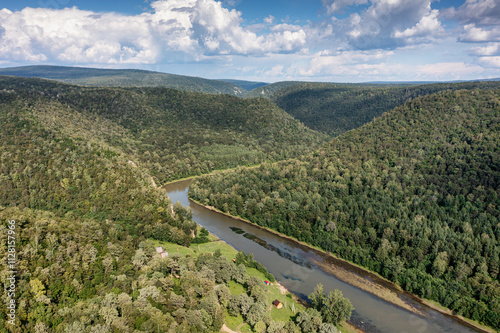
<box><xmin>272</xmin><ymin>300</ymin><xmax>283</xmax><ymax>309</ymax></box>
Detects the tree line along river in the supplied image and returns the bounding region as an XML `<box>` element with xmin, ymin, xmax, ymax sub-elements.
<box><xmin>163</xmin><ymin>179</ymin><xmax>485</xmax><ymax>333</ymax></box>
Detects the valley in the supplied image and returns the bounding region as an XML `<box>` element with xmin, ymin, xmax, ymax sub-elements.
<box><xmin>0</xmin><ymin>66</ymin><xmax>499</xmax><ymax>333</ymax></box>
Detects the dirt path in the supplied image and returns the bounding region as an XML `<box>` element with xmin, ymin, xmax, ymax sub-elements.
<box><xmin>150</xmin><ymin>176</ymin><xmax>157</xmax><ymax>188</ymax></box>
<box><xmin>273</xmin><ymin>281</ymin><xmax>288</xmax><ymax>295</ymax></box>
<box><xmin>220</xmin><ymin>324</ymin><xmax>239</xmax><ymax>333</ymax></box>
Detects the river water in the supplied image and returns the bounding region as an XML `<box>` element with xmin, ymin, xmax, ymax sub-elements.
<box><xmin>164</xmin><ymin>179</ymin><xmax>482</xmax><ymax>333</ymax></box>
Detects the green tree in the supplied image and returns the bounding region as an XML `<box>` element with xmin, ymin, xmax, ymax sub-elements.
<box><xmin>247</xmin><ymin>302</ymin><xmax>266</xmax><ymax>326</ymax></box>
<box><xmin>239</xmin><ymin>294</ymin><xmax>254</xmax><ymax>317</ymax></box>
<box><xmin>296</xmin><ymin>308</ymin><xmax>323</xmax><ymax>333</ymax></box>
<box><xmin>322</xmin><ymin>289</ymin><xmax>353</xmax><ymax>325</ymax></box>
<box><xmin>308</xmin><ymin>283</ymin><xmax>325</xmax><ymax>309</ymax></box>
<box><xmin>319</xmin><ymin>323</ymin><xmax>338</xmax><ymax>333</ymax></box>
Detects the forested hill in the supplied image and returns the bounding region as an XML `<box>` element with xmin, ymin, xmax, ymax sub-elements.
<box><xmin>0</xmin><ymin>65</ymin><xmax>250</xmax><ymax>96</ymax></box>
<box><xmin>267</xmin><ymin>81</ymin><xmax>500</xmax><ymax>136</ymax></box>
<box><xmin>0</xmin><ymin>76</ymin><xmax>327</xmax><ymax>183</ymax></box>
<box><xmin>0</xmin><ymin>73</ymin><xmax>206</xmax><ymax>330</ymax></box>
<box><xmin>0</xmin><ymin>76</ymin><xmax>317</xmax><ymax>332</ymax></box>
<box><xmin>190</xmin><ymin>88</ymin><xmax>500</xmax><ymax>329</ymax></box>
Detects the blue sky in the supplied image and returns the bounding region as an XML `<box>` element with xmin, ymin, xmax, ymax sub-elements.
<box><xmin>1</xmin><ymin>0</ymin><xmax>500</xmax><ymax>82</ymax></box>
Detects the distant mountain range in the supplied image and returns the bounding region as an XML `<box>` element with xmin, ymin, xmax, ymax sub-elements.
<box><xmin>2</xmin><ymin>65</ymin><xmax>500</xmax><ymax>137</ymax></box>
<box><xmin>217</xmin><ymin>79</ymin><xmax>268</xmax><ymax>91</ymax></box>
<box><xmin>266</xmin><ymin>80</ymin><xmax>500</xmax><ymax>135</ymax></box>
<box><xmin>0</xmin><ymin>65</ymin><xmax>268</xmax><ymax>97</ymax></box>
<box><xmin>1</xmin><ymin>65</ymin><xmax>499</xmax><ymax>99</ymax></box>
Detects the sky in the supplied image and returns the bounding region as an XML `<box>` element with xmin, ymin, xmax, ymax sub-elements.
<box><xmin>0</xmin><ymin>0</ymin><xmax>500</xmax><ymax>82</ymax></box>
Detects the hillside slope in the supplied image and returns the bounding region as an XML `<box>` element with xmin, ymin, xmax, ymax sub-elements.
<box><xmin>0</xmin><ymin>76</ymin><xmax>327</xmax><ymax>183</ymax></box>
<box><xmin>0</xmin><ymin>75</ymin><xmax>344</xmax><ymax>333</ymax></box>
<box><xmin>0</xmin><ymin>65</ymin><xmax>248</xmax><ymax>96</ymax></box>
<box><xmin>260</xmin><ymin>81</ymin><xmax>500</xmax><ymax>136</ymax></box>
<box><xmin>0</xmin><ymin>87</ymin><xmax>307</xmax><ymax>332</ymax></box>
<box><xmin>190</xmin><ymin>88</ymin><xmax>500</xmax><ymax>329</ymax></box>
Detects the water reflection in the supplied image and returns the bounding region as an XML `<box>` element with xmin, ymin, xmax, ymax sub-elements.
<box><xmin>163</xmin><ymin>180</ymin><xmax>482</xmax><ymax>333</ymax></box>
<box><xmin>232</xmin><ymin>227</ymin><xmax>315</xmax><ymax>270</ymax></box>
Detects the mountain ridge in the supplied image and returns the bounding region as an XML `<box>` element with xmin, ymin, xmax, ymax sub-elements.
<box><xmin>0</xmin><ymin>75</ymin><xmax>327</xmax><ymax>183</ymax></box>
<box><xmin>0</xmin><ymin>65</ymin><xmax>250</xmax><ymax>96</ymax></box>
<box><xmin>189</xmin><ymin>87</ymin><xmax>500</xmax><ymax>330</ymax></box>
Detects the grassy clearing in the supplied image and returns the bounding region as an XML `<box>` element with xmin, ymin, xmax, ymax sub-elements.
<box><xmin>245</xmin><ymin>267</ymin><xmax>305</xmax><ymax>325</ymax></box>
<box><xmin>224</xmin><ymin>311</ymin><xmax>244</xmax><ymax>331</ymax></box>
<box><xmin>151</xmin><ymin>226</ymin><xmax>237</xmax><ymax>260</ymax></box>
<box><xmin>154</xmin><ymin>241</ymin><xmax>194</xmax><ymax>257</ymax></box>
<box><xmin>228</xmin><ymin>280</ymin><xmax>246</xmax><ymax>296</ymax></box>
<box><xmin>224</xmin><ymin>311</ymin><xmax>253</xmax><ymax>333</ymax></box>
<box><xmin>152</xmin><ymin>237</ymin><xmax>307</xmax><ymax>332</ymax></box>
<box><xmin>339</xmin><ymin>321</ymin><xmax>364</xmax><ymax>333</ymax></box>
<box><xmin>270</xmin><ymin>293</ymin><xmax>299</xmax><ymax>319</ymax></box>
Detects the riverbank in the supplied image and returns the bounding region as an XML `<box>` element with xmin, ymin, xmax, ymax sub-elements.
<box><xmin>187</xmin><ymin>197</ymin><xmax>494</xmax><ymax>333</ymax></box>
<box><xmin>162</xmin><ymin>178</ymin><xmax>365</xmax><ymax>333</ymax></box>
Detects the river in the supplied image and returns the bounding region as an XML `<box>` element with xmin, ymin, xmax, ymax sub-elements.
<box><xmin>164</xmin><ymin>179</ymin><xmax>483</xmax><ymax>333</ymax></box>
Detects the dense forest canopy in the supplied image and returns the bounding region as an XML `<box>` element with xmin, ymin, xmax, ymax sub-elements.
<box><xmin>190</xmin><ymin>88</ymin><xmax>500</xmax><ymax>329</ymax></box>
<box><xmin>0</xmin><ymin>203</ymin><xmax>319</xmax><ymax>332</ymax></box>
<box><xmin>0</xmin><ymin>78</ymin><xmax>344</xmax><ymax>333</ymax></box>
<box><xmin>2</xmin><ymin>71</ymin><xmax>500</xmax><ymax>332</ymax></box>
<box><xmin>0</xmin><ymin>76</ymin><xmax>327</xmax><ymax>183</ymax></box>
<box><xmin>0</xmin><ymin>75</ymin><xmax>224</xmax><ymax>331</ymax></box>
<box><xmin>0</xmin><ymin>75</ymin><xmax>350</xmax><ymax>333</ymax></box>
<box><xmin>264</xmin><ymin>81</ymin><xmax>500</xmax><ymax>136</ymax></box>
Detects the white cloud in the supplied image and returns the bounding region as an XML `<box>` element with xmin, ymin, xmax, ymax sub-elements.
<box><xmin>0</xmin><ymin>0</ymin><xmax>495</xmax><ymax>82</ymax></box>
<box><xmin>264</xmin><ymin>15</ymin><xmax>275</xmax><ymax>24</ymax></box>
<box><xmin>299</xmin><ymin>49</ymin><xmax>394</xmax><ymax>76</ymax></box>
<box><xmin>478</xmin><ymin>56</ymin><xmax>500</xmax><ymax>67</ymax></box>
<box><xmin>393</xmin><ymin>9</ymin><xmax>443</xmax><ymax>38</ymax></box>
<box><xmin>264</xmin><ymin>65</ymin><xmax>284</xmax><ymax>77</ymax></box>
<box><xmin>270</xmin><ymin>23</ymin><xmax>303</xmax><ymax>32</ymax></box>
<box><xmin>445</xmin><ymin>0</ymin><xmax>500</xmax><ymax>62</ymax></box>
<box><xmin>191</xmin><ymin>0</ymin><xmax>305</xmax><ymax>55</ymax></box>
<box><xmin>322</xmin><ymin>0</ymin><xmax>369</xmax><ymax>15</ymax></box>
<box><xmin>0</xmin><ymin>0</ymin><xmax>308</xmax><ymax>64</ymax></box>
<box><xmin>459</xmin><ymin>24</ymin><xmax>500</xmax><ymax>42</ymax></box>
<box><xmin>339</xmin><ymin>0</ymin><xmax>446</xmax><ymax>49</ymax></box>
<box><xmin>443</xmin><ymin>0</ymin><xmax>500</xmax><ymax>25</ymax></box>
<box><xmin>416</xmin><ymin>62</ymin><xmax>484</xmax><ymax>79</ymax></box>
<box><xmin>0</xmin><ymin>7</ymin><xmax>160</xmax><ymax>64</ymax></box>
<box><xmin>470</xmin><ymin>42</ymin><xmax>500</xmax><ymax>55</ymax></box>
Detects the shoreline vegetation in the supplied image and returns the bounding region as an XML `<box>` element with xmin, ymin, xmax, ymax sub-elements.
<box><xmin>159</xmin><ymin>164</ymin><xmax>262</xmax><ymax>188</ymax></box>
<box><xmin>163</xmin><ymin>215</ymin><xmax>363</xmax><ymax>333</ymax></box>
<box><xmin>189</xmin><ymin>197</ymin><xmax>495</xmax><ymax>333</ymax></box>
<box><xmin>161</xmin><ymin>176</ymin><xmax>494</xmax><ymax>333</ymax></box>
<box><xmin>161</xmin><ymin>177</ymin><xmax>363</xmax><ymax>333</ymax></box>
